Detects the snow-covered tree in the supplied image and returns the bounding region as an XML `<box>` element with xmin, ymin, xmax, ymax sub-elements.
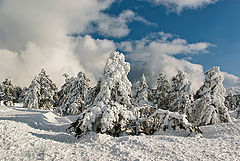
<box><xmin>69</xmin><ymin>51</ymin><xmax>135</xmax><ymax>137</ymax></box>
<box><xmin>1</xmin><ymin>78</ymin><xmax>15</xmax><ymax>106</ymax></box>
<box><xmin>188</xmin><ymin>66</ymin><xmax>232</xmax><ymax>126</ymax></box>
<box><xmin>23</xmin><ymin>69</ymin><xmax>58</xmax><ymax>110</ymax></box>
<box><xmin>13</xmin><ymin>86</ymin><xmax>23</xmax><ymax>103</ymax></box>
<box><xmin>169</xmin><ymin>71</ymin><xmax>193</xmax><ymax>114</ymax></box>
<box><xmin>153</xmin><ymin>73</ymin><xmax>170</xmax><ymax>110</ymax></box>
<box><xmin>23</xmin><ymin>79</ymin><xmax>40</xmax><ymax>109</ymax></box>
<box><xmin>0</xmin><ymin>84</ymin><xmax>3</xmax><ymax>101</ymax></box>
<box><xmin>133</xmin><ymin>74</ymin><xmax>152</xmax><ymax>106</ymax></box>
<box><xmin>225</xmin><ymin>94</ymin><xmax>240</xmax><ymax>111</ymax></box>
<box><xmin>55</xmin><ymin>72</ymin><xmax>90</xmax><ymax>116</ymax></box>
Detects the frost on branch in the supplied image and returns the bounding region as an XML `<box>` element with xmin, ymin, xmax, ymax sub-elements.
<box><xmin>23</xmin><ymin>69</ymin><xmax>58</xmax><ymax>110</ymax></box>
<box><xmin>188</xmin><ymin>66</ymin><xmax>232</xmax><ymax>126</ymax></box>
<box><xmin>169</xmin><ymin>71</ymin><xmax>193</xmax><ymax>114</ymax></box>
<box><xmin>69</xmin><ymin>51</ymin><xmax>135</xmax><ymax>137</ymax></box>
<box><xmin>55</xmin><ymin>72</ymin><xmax>90</xmax><ymax>116</ymax></box>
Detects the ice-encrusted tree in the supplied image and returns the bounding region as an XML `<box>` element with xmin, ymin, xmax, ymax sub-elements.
<box><xmin>169</xmin><ymin>71</ymin><xmax>193</xmax><ymax>114</ymax></box>
<box><xmin>133</xmin><ymin>74</ymin><xmax>151</xmax><ymax>106</ymax></box>
<box><xmin>1</xmin><ymin>78</ymin><xmax>15</xmax><ymax>106</ymax></box>
<box><xmin>153</xmin><ymin>73</ymin><xmax>170</xmax><ymax>110</ymax></box>
<box><xmin>188</xmin><ymin>66</ymin><xmax>232</xmax><ymax>126</ymax></box>
<box><xmin>23</xmin><ymin>69</ymin><xmax>58</xmax><ymax>110</ymax></box>
<box><xmin>55</xmin><ymin>72</ymin><xmax>90</xmax><ymax>116</ymax></box>
<box><xmin>69</xmin><ymin>51</ymin><xmax>135</xmax><ymax>137</ymax></box>
<box><xmin>23</xmin><ymin>79</ymin><xmax>40</xmax><ymax>109</ymax></box>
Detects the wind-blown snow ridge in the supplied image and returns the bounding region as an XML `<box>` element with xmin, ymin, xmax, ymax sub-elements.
<box><xmin>1</xmin><ymin>105</ymin><xmax>240</xmax><ymax>161</ymax></box>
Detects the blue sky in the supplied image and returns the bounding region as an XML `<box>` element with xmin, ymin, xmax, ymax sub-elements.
<box><xmin>100</xmin><ymin>0</ymin><xmax>240</xmax><ymax>77</ymax></box>
<box><xmin>0</xmin><ymin>0</ymin><xmax>239</xmax><ymax>90</ymax></box>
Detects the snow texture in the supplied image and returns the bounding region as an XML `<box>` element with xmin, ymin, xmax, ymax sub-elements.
<box><xmin>1</xmin><ymin>105</ymin><xmax>240</xmax><ymax>161</ymax></box>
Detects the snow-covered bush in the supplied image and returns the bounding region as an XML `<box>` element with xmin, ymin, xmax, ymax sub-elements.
<box><xmin>55</xmin><ymin>72</ymin><xmax>90</xmax><ymax>116</ymax></box>
<box><xmin>169</xmin><ymin>71</ymin><xmax>193</xmax><ymax>114</ymax></box>
<box><xmin>188</xmin><ymin>66</ymin><xmax>232</xmax><ymax>126</ymax></box>
<box><xmin>70</xmin><ymin>102</ymin><xmax>135</xmax><ymax>137</ymax></box>
<box><xmin>23</xmin><ymin>69</ymin><xmax>58</xmax><ymax>110</ymax></box>
<box><xmin>134</xmin><ymin>108</ymin><xmax>201</xmax><ymax>136</ymax></box>
<box><xmin>153</xmin><ymin>73</ymin><xmax>170</xmax><ymax>110</ymax></box>
<box><xmin>69</xmin><ymin>51</ymin><xmax>135</xmax><ymax>137</ymax></box>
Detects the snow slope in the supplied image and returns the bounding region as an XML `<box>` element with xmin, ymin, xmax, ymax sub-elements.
<box><xmin>1</xmin><ymin>104</ymin><xmax>240</xmax><ymax>161</ymax></box>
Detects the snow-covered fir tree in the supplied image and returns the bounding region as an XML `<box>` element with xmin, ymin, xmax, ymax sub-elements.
<box><xmin>169</xmin><ymin>71</ymin><xmax>193</xmax><ymax>114</ymax></box>
<box><xmin>188</xmin><ymin>66</ymin><xmax>232</xmax><ymax>126</ymax></box>
<box><xmin>69</xmin><ymin>51</ymin><xmax>135</xmax><ymax>137</ymax></box>
<box><xmin>23</xmin><ymin>69</ymin><xmax>58</xmax><ymax>110</ymax></box>
<box><xmin>55</xmin><ymin>72</ymin><xmax>90</xmax><ymax>116</ymax></box>
<box><xmin>225</xmin><ymin>94</ymin><xmax>240</xmax><ymax>110</ymax></box>
<box><xmin>133</xmin><ymin>74</ymin><xmax>152</xmax><ymax>106</ymax></box>
<box><xmin>153</xmin><ymin>73</ymin><xmax>170</xmax><ymax>110</ymax></box>
<box><xmin>13</xmin><ymin>86</ymin><xmax>23</xmax><ymax>103</ymax></box>
<box><xmin>23</xmin><ymin>79</ymin><xmax>40</xmax><ymax>109</ymax></box>
<box><xmin>1</xmin><ymin>78</ymin><xmax>15</xmax><ymax>106</ymax></box>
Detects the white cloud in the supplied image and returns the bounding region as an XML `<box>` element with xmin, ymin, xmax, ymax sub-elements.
<box><xmin>146</xmin><ymin>0</ymin><xmax>218</xmax><ymax>12</ymax></box>
<box><xmin>0</xmin><ymin>0</ymin><xmax>114</xmax><ymax>50</ymax></box>
<box><xmin>118</xmin><ymin>32</ymin><xmax>212</xmax><ymax>55</ymax></box>
<box><xmin>88</xmin><ymin>10</ymin><xmax>156</xmax><ymax>38</ymax></box>
<box><xmin>73</xmin><ymin>35</ymin><xmax>116</xmax><ymax>82</ymax></box>
<box><xmin>0</xmin><ymin>0</ymin><xmax>118</xmax><ymax>87</ymax></box>
<box><xmin>0</xmin><ymin>35</ymin><xmax>116</xmax><ymax>88</ymax></box>
<box><xmin>222</xmin><ymin>72</ymin><xmax>240</xmax><ymax>89</ymax></box>
<box><xmin>120</xmin><ymin>32</ymin><xmax>212</xmax><ymax>91</ymax></box>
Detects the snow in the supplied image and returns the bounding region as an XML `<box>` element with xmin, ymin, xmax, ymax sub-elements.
<box><xmin>1</xmin><ymin>105</ymin><xmax>240</xmax><ymax>161</ymax></box>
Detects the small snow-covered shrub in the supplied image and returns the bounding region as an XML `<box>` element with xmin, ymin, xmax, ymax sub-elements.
<box><xmin>138</xmin><ymin>109</ymin><xmax>202</xmax><ymax>136</ymax></box>
<box><xmin>69</xmin><ymin>102</ymin><xmax>135</xmax><ymax>137</ymax></box>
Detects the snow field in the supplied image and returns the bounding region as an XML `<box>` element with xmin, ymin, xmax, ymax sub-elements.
<box><xmin>1</xmin><ymin>106</ymin><xmax>240</xmax><ymax>161</ymax></box>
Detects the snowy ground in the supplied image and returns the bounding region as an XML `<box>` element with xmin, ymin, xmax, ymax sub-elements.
<box><xmin>1</xmin><ymin>104</ymin><xmax>240</xmax><ymax>161</ymax></box>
